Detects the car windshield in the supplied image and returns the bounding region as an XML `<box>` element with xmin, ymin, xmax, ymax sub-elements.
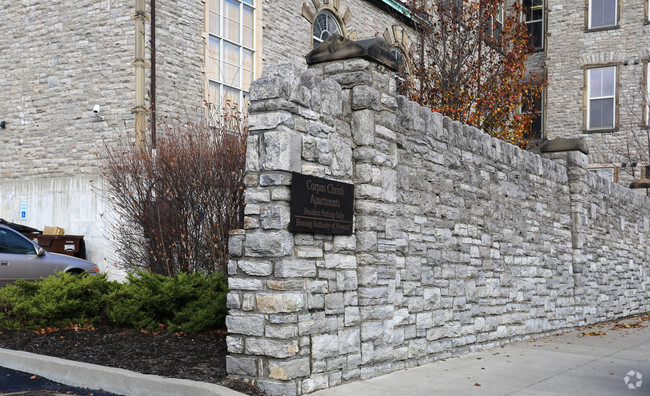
<box><xmin>0</xmin><ymin>229</ymin><xmax>36</xmax><ymax>255</ymax></box>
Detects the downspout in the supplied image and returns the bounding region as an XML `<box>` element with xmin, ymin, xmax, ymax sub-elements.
<box><xmin>132</xmin><ymin>0</ymin><xmax>148</xmax><ymax>153</ymax></box>
<box><xmin>150</xmin><ymin>0</ymin><xmax>156</xmax><ymax>151</ymax></box>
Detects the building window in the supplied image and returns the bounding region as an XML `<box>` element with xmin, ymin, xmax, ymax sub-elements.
<box><xmin>522</xmin><ymin>87</ymin><xmax>543</xmax><ymax>140</ymax></box>
<box><xmin>206</xmin><ymin>0</ymin><xmax>255</xmax><ymax>123</ymax></box>
<box><xmin>588</xmin><ymin>0</ymin><xmax>617</xmax><ymax>29</ymax></box>
<box><xmin>523</xmin><ymin>0</ymin><xmax>544</xmax><ymax>50</ymax></box>
<box><xmin>587</xmin><ymin>66</ymin><xmax>617</xmax><ymax>130</ymax></box>
<box><xmin>590</xmin><ymin>167</ymin><xmax>617</xmax><ymax>182</ymax></box>
<box><xmin>313</xmin><ymin>10</ymin><xmax>342</xmax><ymax>48</ymax></box>
<box><xmin>492</xmin><ymin>2</ymin><xmax>505</xmax><ymax>38</ymax></box>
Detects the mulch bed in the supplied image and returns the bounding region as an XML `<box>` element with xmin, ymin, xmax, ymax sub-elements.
<box><xmin>0</xmin><ymin>326</ymin><xmax>267</xmax><ymax>396</ymax></box>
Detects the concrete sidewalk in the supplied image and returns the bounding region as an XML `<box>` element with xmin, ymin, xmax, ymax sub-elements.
<box><xmin>314</xmin><ymin>317</ymin><xmax>650</xmax><ymax>396</ymax></box>
<box><xmin>0</xmin><ymin>348</ymin><xmax>245</xmax><ymax>396</ymax></box>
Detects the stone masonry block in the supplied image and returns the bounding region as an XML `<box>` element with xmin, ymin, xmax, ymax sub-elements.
<box><xmin>312</xmin><ymin>333</ymin><xmax>339</xmax><ymax>360</ymax></box>
<box><xmin>352</xmin><ymin>85</ymin><xmax>380</xmax><ymax>111</ymax></box>
<box><xmin>262</xmin><ymin>129</ymin><xmax>301</xmax><ymax>172</ymax></box>
<box><xmin>268</xmin><ymin>357</ymin><xmax>311</xmax><ymax>380</ymax></box>
<box><xmin>249</xmin><ymin>111</ymin><xmax>293</xmax><ymax>131</ymax></box>
<box><xmin>324</xmin><ymin>253</ymin><xmax>356</xmax><ymax>269</ymax></box>
<box><xmin>249</xmin><ymin>77</ymin><xmax>290</xmax><ymax>101</ymax></box>
<box><xmin>338</xmin><ymin>328</ymin><xmax>361</xmax><ymax>354</ymax></box>
<box><xmin>244</xmin><ymin>230</ymin><xmax>293</xmax><ymax>257</ymax></box>
<box><xmin>226</xmin><ymin>314</ymin><xmax>265</xmax><ymax>336</ymax></box>
<box><xmin>226</xmin><ymin>355</ymin><xmax>257</xmax><ymax>377</ymax></box>
<box><xmin>257</xmin><ymin>380</ymin><xmax>298</xmax><ymax>396</ymax></box>
<box><xmin>256</xmin><ymin>292</ymin><xmax>305</xmax><ymax>313</ymax></box>
<box><xmin>351</xmin><ymin>109</ymin><xmax>375</xmax><ymax>146</ymax></box>
<box><xmin>245</xmin><ymin>338</ymin><xmax>299</xmax><ymax>359</ymax></box>
<box><xmin>260</xmin><ymin>204</ymin><xmax>290</xmax><ymax>230</ymax></box>
<box><xmin>275</xmin><ymin>259</ymin><xmax>317</xmax><ymax>277</ymax></box>
<box><xmin>237</xmin><ymin>260</ymin><xmax>273</xmax><ymax>277</ymax></box>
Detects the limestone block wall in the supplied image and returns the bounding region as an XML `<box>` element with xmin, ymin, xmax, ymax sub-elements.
<box><xmin>226</xmin><ymin>54</ymin><xmax>650</xmax><ymax>395</ymax></box>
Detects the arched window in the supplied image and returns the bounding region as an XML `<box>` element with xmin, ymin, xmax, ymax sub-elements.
<box><xmin>391</xmin><ymin>47</ymin><xmax>406</xmax><ymax>69</ymax></box>
<box><xmin>313</xmin><ymin>10</ymin><xmax>342</xmax><ymax>48</ymax></box>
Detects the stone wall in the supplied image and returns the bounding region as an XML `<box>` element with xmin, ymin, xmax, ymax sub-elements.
<box><xmin>225</xmin><ymin>55</ymin><xmax>650</xmax><ymax>395</ymax></box>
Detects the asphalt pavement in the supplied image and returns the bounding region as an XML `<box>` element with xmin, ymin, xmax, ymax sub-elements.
<box><xmin>0</xmin><ymin>316</ymin><xmax>648</xmax><ymax>396</ymax></box>
<box><xmin>0</xmin><ymin>365</ymin><xmax>118</xmax><ymax>395</ymax></box>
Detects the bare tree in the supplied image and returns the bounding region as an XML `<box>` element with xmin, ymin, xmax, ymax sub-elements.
<box><xmin>100</xmin><ymin>102</ymin><xmax>247</xmax><ymax>275</ymax></box>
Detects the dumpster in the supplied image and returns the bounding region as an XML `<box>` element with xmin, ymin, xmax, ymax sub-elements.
<box><xmin>24</xmin><ymin>234</ymin><xmax>87</xmax><ymax>259</ymax></box>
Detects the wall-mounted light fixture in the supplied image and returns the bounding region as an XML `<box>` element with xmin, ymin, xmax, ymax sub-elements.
<box><xmin>92</xmin><ymin>105</ymin><xmax>104</xmax><ymax>121</ymax></box>
<box><xmin>0</xmin><ymin>121</ymin><xmax>6</xmax><ymax>129</ymax></box>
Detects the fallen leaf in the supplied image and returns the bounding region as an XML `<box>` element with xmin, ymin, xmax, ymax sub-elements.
<box><xmin>582</xmin><ymin>332</ymin><xmax>607</xmax><ymax>336</ymax></box>
<box><xmin>30</xmin><ymin>375</ymin><xmax>37</xmax><ymax>380</ymax></box>
<box><xmin>467</xmin><ymin>377</ymin><xmax>473</xmax><ymax>379</ymax></box>
<box><xmin>474</xmin><ymin>383</ymin><xmax>481</xmax><ymax>386</ymax></box>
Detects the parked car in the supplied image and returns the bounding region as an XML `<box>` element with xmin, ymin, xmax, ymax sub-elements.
<box><xmin>0</xmin><ymin>225</ymin><xmax>100</xmax><ymax>285</ymax></box>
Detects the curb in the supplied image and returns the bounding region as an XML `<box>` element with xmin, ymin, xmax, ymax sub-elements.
<box><xmin>0</xmin><ymin>348</ymin><xmax>245</xmax><ymax>396</ymax></box>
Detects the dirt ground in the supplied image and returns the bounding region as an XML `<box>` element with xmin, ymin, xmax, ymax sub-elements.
<box><xmin>0</xmin><ymin>326</ymin><xmax>267</xmax><ymax>396</ymax></box>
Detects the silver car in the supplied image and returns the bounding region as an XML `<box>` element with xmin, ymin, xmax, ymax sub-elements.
<box><xmin>0</xmin><ymin>225</ymin><xmax>100</xmax><ymax>285</ymax></box>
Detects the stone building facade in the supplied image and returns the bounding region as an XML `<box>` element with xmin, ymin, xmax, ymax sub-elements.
<box><xmin>543</xmin><ymin>0</ymin><xmax>650</xmax><ymax>183</ymax></box>
<box><xmin>0</xmin><ymin>0</ymin><xmax>410</xmax><ymax>273</ymax></box>
<box><xmin>226</xmin><ymin>50</ymin><xmax>650</xmax><ymax>395</ymax></box>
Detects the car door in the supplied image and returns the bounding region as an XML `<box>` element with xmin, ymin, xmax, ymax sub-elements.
<box><xmin>0</xmin><ymin>228</ymin><xmax>52</xmax><ymax>285</ymax></box>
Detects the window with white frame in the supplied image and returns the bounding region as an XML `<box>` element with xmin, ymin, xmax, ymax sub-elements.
<box><xmin>588</xmin><ymin>0</ymin><xmax>617</xmax><ymax>29</ymax></box>
<box><xmin>206</xmin><ymin>0</ymin><xmax>255</xmax><ymax>123</ymax></box>
<box><xmin>313</xmin><ymin>10</ymin><xmax>342</xmax><ymax>48</ymax></box>
<box><xmin>522</xmin><ymin>0</ymin><xmax>543</xmax><ymax>50</ymax></box>
<box><xmin>590</xmin><ymin>167</ymin><xmax>616</xmax><ymax>182</ymax></box>
<box><xmin>587</xmin><ymin>66</ymin><xmax>617</xmax><ymax>130</ymax></box>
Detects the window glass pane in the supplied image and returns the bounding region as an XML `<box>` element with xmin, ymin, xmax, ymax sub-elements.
<box><xmin>209</xmin><ymin>0</ymin><xmax>219</xmax><ymax>34</ymax></box>
<box><xmin>242</xmin><ymin>49</ymin><xmax>253</xmax><ymax>90</ymax></box>
<box><xmin>223</xmin><ymin>41</ymin><xmax>240</xmax><ymax>87</ymax></box>
<box><xmin>601</xmin><ymin>67</ymin><xmax>615</xmax><ymax>96</ymax></box>
<box><xmin>208</xmin><ymin>81</ymin><xmax>220</xmax><ymax>124</ymax></box>
<box><xmin>225</xmin><ymin>0</ymin><xmax>240</xmax><ymax>42</ymax></box>
<box><xmin>590</xmin><ymin>98</ymin><xmax>614</xmax><ymax>129</ymax></box>
<box><xmin>241</xmin><ymin>0</ymin><xmax>253</xmax><ymax>5</ymax></box>
<box><xmin>243</xmin><ymin>5</ymin><xmax>254</xmax><ymax>48</ymax></box>
<box><xmin>0</xmin><ymin>229</ymin><xmax>35</xmax><ymax>255</ymax></box>
<box><xmin>591</xmin><ymin>168</ymin><xmax>615</xmax><ymax>182</ymax></box>
<box><xmin>207</xmin><ymin>37</ymin><xmax>220</xmax><ymax>81</ymax></box>
<box><xmin>589</xmin><ymin>68</ymin><xmax>602</xmax><ymax>97</ymax></box>
<box><xmin>313</xmin><ymin>11</ymin><xmax>341</xmax><ymax>46</ymax></box>
<box><xmin>224</xmin><ymin>86</ymin><xmax>241</xmax><ymax>107</ymax></box>
<box><xmin>528</xmin><ymin>21</ymin><xmax>542</xmax><ymax>49</ymax></box>
<box><xmin>591</xmin><ymin>0</ymin><xmax>616</xmax><ymax>27</ymax></box>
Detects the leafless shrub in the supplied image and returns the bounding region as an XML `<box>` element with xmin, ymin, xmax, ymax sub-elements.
<box><xmin>101</xmin><ymin>102</ymin><xmax>247</xmax><ymax>276</ymax></box>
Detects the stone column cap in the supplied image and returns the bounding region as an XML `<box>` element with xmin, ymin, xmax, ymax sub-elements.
<box><xmin>630</xmin><ymin>178</ymin><xmax>650</xmax><ymax>189</ymax></box>
<box><xmin>539</xmin><ymin>137</ymin><xmax>589</xmax><ymax>155</ymax></box>
<box><xmin>306</xmin><ymin>34</ymin><xmax>398</xmax><ymax>71</ymax></box>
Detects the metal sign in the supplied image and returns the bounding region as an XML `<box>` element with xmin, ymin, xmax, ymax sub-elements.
<box><xmin>289</xmin><ymin>172</ymin><xmax>354</xmax><ymax>235</ymax></box>
<box><xmin>19</xmin><ymin>201</ymin><xmax>28</xmax><ymax>220</ymax></box>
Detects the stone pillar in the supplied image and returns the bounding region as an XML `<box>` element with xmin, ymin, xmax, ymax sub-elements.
<box><xmin>226</xmin><ymin>36</ymin><xmax>400</xmax><ymax>395</ymax></box>
<box><xmin>540</xmin><ymin>138</ymin><xmax>589</xmax><ymax>326</ymax></box>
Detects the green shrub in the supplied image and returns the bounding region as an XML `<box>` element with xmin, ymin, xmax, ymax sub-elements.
<box><xmin>105</xmin><ymin>270</ymin><xmax>229</xmax><ymax>333</ymax></box>
<box><xmin>0</xmin><ymin>272</ymin><xmax>115</xmax><ymax>330</ymax></box>
<box><xmin>0</xmin><ymin>270</ymin><xmax>229</xmax><ymax>334</ymax></box>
